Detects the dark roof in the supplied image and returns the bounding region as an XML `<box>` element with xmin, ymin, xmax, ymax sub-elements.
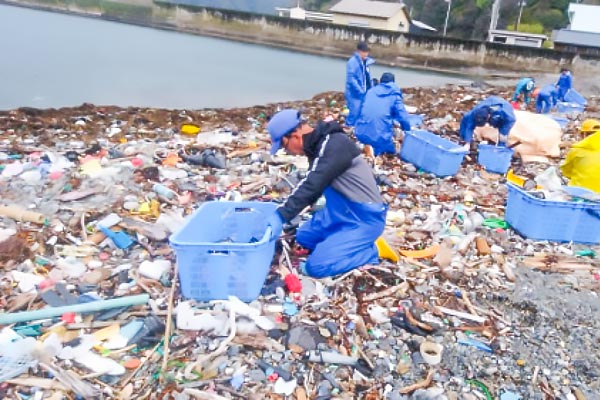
<box><xmin>329</xmin><ymin>0</ymin><xmax>406</xmax><ymax>19</ymax></box>
<box><xmin>553</xmin><ymin>29</ymin><xmax>600</xmax><ymax>48</ymax></box>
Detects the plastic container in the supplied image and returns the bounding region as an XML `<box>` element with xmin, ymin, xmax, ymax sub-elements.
<box><xmin>551</xmin><ymin>115</ymin><xmax>569</xmax><ymax>129</ymax></box>
<box><xmin>407</xmin><ymin>114</ymin><xmax>423</xmax><ymax>129</ymax></box>
<box><xmin>169</xmin><ymin>201</ymin><xmax>279</xmax><ymax>302</ymax></box>
<box><xmin>399</xmin><ymin>130</ymin><xmax>467</xmax><ymax>177</ymax></box>
<box><xmin>556</xmin><ymin>102</ymin><xmax>584</xmax><ymax>114</ymax></box>
<box><xmin>564</xmin><ymin>89</ymin><xmax>587</xmax><ymax>106</ymax></box>
<box><xmin>477</xmin><ymin>144</ymin><xmax>514</xmax><ymax>174</ymax></box>
<box><xmin>505</xmin><ymin>183</ymin><xmax>600</xmax><ymax>244</ymax></box>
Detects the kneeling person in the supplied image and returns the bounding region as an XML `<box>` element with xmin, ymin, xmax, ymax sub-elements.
<box><xmin>266</xmin><ymin>109</ymin><xmax>387</xmax><ymax>278</ymax></box>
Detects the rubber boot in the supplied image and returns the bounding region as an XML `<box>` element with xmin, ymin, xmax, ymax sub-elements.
<box><xmin>375</xmin><ymin>236</ymin><xmax>399</xmax><ymax>263</ymax></box>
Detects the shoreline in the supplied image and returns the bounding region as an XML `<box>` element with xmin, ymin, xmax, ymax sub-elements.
<box><xmin>0</xmin><ymin>0</ymin><xmax>524</xmax><ymax>81</ymax></box>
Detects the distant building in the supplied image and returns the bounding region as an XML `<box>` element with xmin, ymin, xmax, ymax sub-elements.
<box><xmin>566</xmin><ymin>3</ymin><xmax>600</xmax><ymax>33</ymax></box>
<box><xmin>328</xmin><ymin>0</ymin><xmax>411</xmax><ymax>32</ymax></box>
<box><xmin>552</xmin><ymin>3</ymin><xmax>600</xmax><ymax>55</ymax></box>
<box><xmin>488</xmin><ymin>29</ymin><xmax>547</xmax><ymax>48</ymax></box>
<box><xmin>278</xmin><ymin>0</ymin><xmax>419</xmax><ymax>32</ymax></box>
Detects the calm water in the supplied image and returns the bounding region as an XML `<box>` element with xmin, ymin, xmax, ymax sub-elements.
<box><xmin>0</xmin><ymin>4</ymin><xmax>467</xmax><ymax>110</ymax></box>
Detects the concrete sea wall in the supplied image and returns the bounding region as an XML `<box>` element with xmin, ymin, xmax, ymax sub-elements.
<box><xmin>4</xmin><ymin>0</ymin><xmax>600</xmax><ymax>77</ymax></box>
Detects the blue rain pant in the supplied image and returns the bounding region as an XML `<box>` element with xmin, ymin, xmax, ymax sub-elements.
<box><xmin>296</xmin><ymin>187</ymin><xmax>386</xmax><ymax>278</ymax></box>
<box><xmin>536</xmin><ymin>93</ymin><xmax>553</xmax><ymax>114</ymax></box>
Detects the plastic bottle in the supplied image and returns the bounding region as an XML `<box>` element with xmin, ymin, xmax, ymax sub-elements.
<box><xmin>152</xmin><ymin>183</ymin><xmax>177</xmax><ymax>200</ymax></box>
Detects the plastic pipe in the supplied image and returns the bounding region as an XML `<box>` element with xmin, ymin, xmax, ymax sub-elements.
<box><xmin>0</xmin><ymin>294</ymin><xmax>149</xmax><ymax>325</ymax></box>
<box><xmin>0</xmin><ymin>205</ymin><xmax>46</xmax><ymax>224</ymax></box>
<box><xmin>306</xmin><ymin>350</ymin><xmax>358</xmax><ymax>366</ymax></box>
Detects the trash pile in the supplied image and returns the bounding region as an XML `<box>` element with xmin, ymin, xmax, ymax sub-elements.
<box><xmin>0</xmin><ymin>85</ymin><xmax>599</xmax><ymax>399</ymax></box>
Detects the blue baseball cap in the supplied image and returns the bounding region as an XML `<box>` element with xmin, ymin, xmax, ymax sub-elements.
<box><xmin>267</xmin><ymin>109</ymin><xmax>302</xmax><ymax>155</ymax></box>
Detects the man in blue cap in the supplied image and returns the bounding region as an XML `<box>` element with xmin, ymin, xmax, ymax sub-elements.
<box><xmin>344</xmin><ymin>41</ymin><xmax>374</xmax><ymax>127</ymax></box>
<box><xmin>355</xmin><ymin>72</ymin><xmax>412</xmax><ymax>156</ymax></box>
<box><xmin>459</xmin><ymin>96</ymin><xmax>516</xmax><ymax>145</ymax></box>
<box><xmin>265</xmin><ymin>109</ymin><xmax>387</xmax><ymax>278</ymax></box>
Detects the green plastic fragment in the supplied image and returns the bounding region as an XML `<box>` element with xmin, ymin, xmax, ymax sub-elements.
<box><xmin>575</xmin><ymin>249</ymin><xmax>596</xmax><ymax>258</ymax></box>
<box><xmin>483</xmin><ymin>218</ymin><xmax>509</xmax><ymax>229</ymax></box>
<box><xmin>35</xmin><ymin>256</ymin><xmax>51</xmax><ymax>266</ymax></box>
<box><xmin>14</xmin><ymin>324</ymin><xmax>43</xmax><ymax>337</ymax></box>
<box><xmin>465</xmin><ymin>379</ymin><xmax>493</xmax><ymax>400</ymax></box>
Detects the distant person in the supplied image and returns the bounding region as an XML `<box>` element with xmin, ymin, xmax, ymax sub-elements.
<box><xmin>556</xmin><ymin>68</ymin><xmax>573</xmax><ymax>102</ymax></box>
<box><xmin>265</xmin><ymin>109</ymin><xmax>387</xmax><ymax>278</ymax></box>
<box><xmin>535</xmin><ymin>84</ymin><xmax>559</xmax><ymax>114</ymax></box>
<box><xmin>371</xmin><ymin>78</ymin><xmax>379</xmax><ymax>87</ymax></box>
<box><xmin>355</xmin><ymin>72</ymin><xmax>412</xmax><ymax>156</ymax></box>
<box><xmin>460</xmin><ymin>96</ymin><xmax>516</xmax><ymax>146</ymax></box>
<box><xmin>512</xmin><ymin>77</ymin><xmax>536</xmax><ymax>104</ymax></box>
<box><xmin>344</xmin><ymin>41</ymin><xmax>374</xmax><ymax>127</ymax></box>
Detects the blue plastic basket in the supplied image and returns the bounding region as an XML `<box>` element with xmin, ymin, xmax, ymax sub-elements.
<box><xmin>556</xmin><ymin>102</ymin><xmax>584</xmax><ymax>114</ymax></box>
<box><xmin>564</xmin><ymin>89</ymin><xmax>587</xmax><ymax>106</ymax></box>
<box><xmin>505</xmin><ymin>183</ymin><xmax>600</xmax><ymax>244</ymax></box>
<box><xmin>551</xmin><ymin>115</ymin><xmax>569</xmax><ymax>129</ymax></box>
<box><xmin>477</xmin><ymin>144</ymin><xmax>514</xmax><ymax>174</ymax></box>
<box><xmin>407</xmin><ymin>114</ymin><xmax>424</xmax><ymax>129</ymax></box>
<box><xmin>399</xmin><ymin>130</ymin><xmax>467</xmax><ymax>177</ymax></box>
<box><xmin>169</xmin><ymin>201</ymin><xmax>279</xmax><ymax>301</ymax></box>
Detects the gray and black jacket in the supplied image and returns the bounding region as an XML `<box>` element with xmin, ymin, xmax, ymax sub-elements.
<box><xmin>276</xmin><ymin>121</ymin><xmax>383</xmax><ymax>222</ymax></box>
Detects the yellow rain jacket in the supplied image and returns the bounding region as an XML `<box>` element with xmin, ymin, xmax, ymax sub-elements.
<box><xmin>561</xmin><ymin>130</ymin><xmax>600</xmax><ymax>193</ymax></box>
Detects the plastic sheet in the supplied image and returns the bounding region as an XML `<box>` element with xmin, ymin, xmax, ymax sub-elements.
<box><xmin>475</xmin><ymin>111</ymin><xmax>562</xmax><ymax>162</ymax></box>
<box><xmin>561</xmin><ymin>131</ymin><xmax>600</xmax><ymax>193</ymax></box>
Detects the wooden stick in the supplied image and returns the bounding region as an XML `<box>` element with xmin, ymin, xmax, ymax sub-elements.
<box><xmin>362</xmin><ymin>282</ymin><xmax>409</xmax><ymax>302</ymax></box>
<box><xmin>460</xmin><ymin>291</ymin><xmax>480</xmax><ymax>317</ymax></box>
<box><xmin>182</xmin><ymin>389</ymin><xmax>229</xmax><ymax>400</ymax></box>
<box><xmin>436</xmin><ymin>306</ymin><xmax>487</xmax><ymax>324</ymax></box>
<box><xmin>160</xmin><ymin>262</ymin><xmax>178</xmax><ymax>381</ymax></box>
<box><xmin>405</xmin><ymin>308</ymin><xmax>434</xmax><ymax>332</ymax></box>
<box><xmin>399</xmin><ymin>369</ymin><xmax>434</xmax><ymax>394</ymax></box>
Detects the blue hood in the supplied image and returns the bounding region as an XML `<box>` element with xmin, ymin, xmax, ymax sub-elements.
<box><xmin>373</xmin><ymin>82</ymin><xmax>402</xmax><ymax>98</ymax></box>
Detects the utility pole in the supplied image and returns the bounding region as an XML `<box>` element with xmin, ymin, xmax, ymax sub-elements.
<box><xmin>516</xmin><ymin>0</ymin><xmax>526</xmax><ymax>31</ymax></box>
<box><xmin>443</xmin><ymin>0</ymin><xmax>452</xmax><ymax>37</ymax></box>
<box><xmin>489</xmin><ymin>0</ymin><xmax>502</xmax><ymax>32</ymax></box>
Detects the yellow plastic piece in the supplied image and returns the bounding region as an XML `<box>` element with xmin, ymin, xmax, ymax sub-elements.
<box><xmin>506</xmin><ymin>169</ymin><xmax>526</xmax><ymax>187</ymax></box>
<box><xmin>138</xmin><ymin>202</ymin><xmax>150</xmax><ymax>214</ymax></box>
<box><xmin>181</xmin><ymin>124</ymin><xmax>201</xmax><ymax>136</ymax></box>
<box><xmin>506</xmin><ymin>169</ymin><xmax>541</xmax><ymax>189</ymax></box>
<box><xmin>375</xmin><ymin>236</ymin><xmax>400</xmax><ymax>263</ymax></box>
<box><xmin>561</xmin><ymin>131</ymin><xmax>600</xmax><ymax>193</ymax></box>
<box><xmin>399</xmin><ymin>244</ymin><xmax>441</xmax><ymax>259</ymax></box>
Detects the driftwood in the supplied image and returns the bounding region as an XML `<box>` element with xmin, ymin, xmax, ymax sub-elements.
<box><xmin>399</xmin><ymin>369</ymin><xmax>434</xmax><ymax>394</ymax></box>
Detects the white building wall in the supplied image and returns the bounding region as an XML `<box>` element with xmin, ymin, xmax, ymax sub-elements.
<box><xmin>568</xmin><ymin>3</ymin><xmax>600</xmax><ymax>34</ymax></box>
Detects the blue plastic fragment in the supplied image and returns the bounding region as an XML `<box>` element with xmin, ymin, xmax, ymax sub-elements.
<box><xmin>458</xmin><ymin>337</ymin><xmax>493</xmax><ymax>353</ymax></box>
<box><xmin>500</xmin><ymin>391</ymin><xmax>521</xmax><ymax>400</ymax></box>
<box><xmin>230</xmin><ymin>373</ymin><xmax>244</xmax><ymax>390</ymax></box>
<box><xmin>283</xmin><ymin>302</ymin><xmax>299</xmax><ymax>316</ymax></box>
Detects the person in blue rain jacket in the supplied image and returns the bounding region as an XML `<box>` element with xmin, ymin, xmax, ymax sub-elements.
<box><xmin>265</xmin><ymin>109</ymin><xmax>386</xmax><ymax>278</ymax></box>
<box><xmin>536</xmin><ymin>84</ymin><xmax>559</xmax><ymax>114</ymax></box>
<box><xmin>512</xmin><ymin>77</ymin><xmax>536</xmax><ymax>104</ymax></box>
<box><xmin>355</xmin><ymin>72</ymin><xmax>412</xmax><ymax>156</ymax></box>
<box><xmin>344</xmin><ymin>41</ymin><xmax>374</xmax><ymax>127</ymax></box>
<box><xmin>556</xmin><ymin>68</ymin><xmax>573</xmax><ymax>102</ymax></box>
<box><xmin>460</xmin><ymin>96</ymin><xmax>516</xmax><ymax>145</ymax></box>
